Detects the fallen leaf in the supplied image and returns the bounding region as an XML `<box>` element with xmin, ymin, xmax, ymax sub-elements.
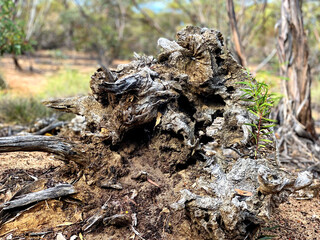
<box><xmin>70</xmin><ymin>235</ymin><xmax>78</xmax><ymax>240</ymax></box>
<box><xmin>234</xmin><ymin>188</ymin><xmax>253</xmax><ymax>197</ymax></box>
<box><xmin>79</xmin><ymin>233</ymin><xmax>84</xmax><ymax>240</ymax></box>
<box><xmin>56</xmin><ymin>232</ymin><xmax>66</xmax><ymax>240</ymax></box>
<box><xmin>57</xmin><ymin>222</ymin><xmax>73</xmax><ymax>227</ymax></box>
<box><xmin>155</xmin><ymin>112</ymin><xmax>162</xmax><ymax>127</ymax></box>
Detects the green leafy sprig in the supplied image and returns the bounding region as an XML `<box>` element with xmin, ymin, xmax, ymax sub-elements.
<box><xmin>238</xmin><ymin>80</ymin><xmax>277</xmax><ymax>159</ymax></box>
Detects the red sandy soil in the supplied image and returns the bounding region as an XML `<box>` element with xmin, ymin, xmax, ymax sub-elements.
<box><xmin>0</xmin><ymin>51</ymin><xmax>130</xmax><ymax>95</ymax></box>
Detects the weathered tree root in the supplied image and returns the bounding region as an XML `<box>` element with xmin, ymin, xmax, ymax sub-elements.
<box><xmin>42</xmin><ymin>26</ymin><xmax>313</xmax><ymax>239</ymax></box>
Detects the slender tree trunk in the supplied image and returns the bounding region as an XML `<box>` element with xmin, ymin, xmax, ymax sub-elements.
<box><xmin>25</xmin><ymin>0</ymin><xmax>38</xmax><ymax>41</ymax></box>
<box><xmin>12</xmin><ymin>55</ymin><xmax>23</xmax><ymax>71</ymax></box>
<box><xmin>226</xmin><ymin>0</ymin><xmax>247</xmax><ymax>66</ymax></box>
<box><xmin>277</xmin><ymin>0</ymin><xmax>317</xmax><ymax>139</ymax></box>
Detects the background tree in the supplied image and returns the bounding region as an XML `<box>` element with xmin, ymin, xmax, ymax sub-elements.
<box><xmin>277</xmin><ymin>0</ymin><xmax>317</xmax><ymax>140</ymax></box>
<box><xmin>0</xmin><ymin>0</ymin><xmax>31</xmax><ymax>63</ymax></box>
<box><xmin>226</xmin><ymin>0</ymin><xmax>247</xmax><ymax>66</ymax></box>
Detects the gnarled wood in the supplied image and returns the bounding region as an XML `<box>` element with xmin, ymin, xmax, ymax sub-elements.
<box><xmin>40</xmin><ymin>26</ymin><xmax>313</xmax><ymax>239</ymax></box>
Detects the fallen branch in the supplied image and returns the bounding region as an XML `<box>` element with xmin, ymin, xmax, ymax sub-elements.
<box><xmin>131</xmin><ymin>226</ymin><xmax>146</xmax><ymax>240</ymax></box>
<box><xmin>147</xmin><ymin>178</ymin><xmax>160</xmax><ymax>188</ymax></box>
<box><xmin>83</xmin><ymin>212</ymin><xmax>105</xmax><ymax>232</ymax></box>
<box><xmin>0</xmin><ymin>184</ymin><xmax>76</xmax><ymax>210</ymax></box>
<box><xmin>33</xmin><ymin>121</ymin><xmax>65</xmax><ymax>135</ymax></box>
<box><xmin>0</xmin><ymin>135</ymin><xmax>86</xmax><ymax>165</ymax></box>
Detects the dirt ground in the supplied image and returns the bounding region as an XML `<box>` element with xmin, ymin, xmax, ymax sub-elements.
<box><xmin>0</xmin><ymin>151</ymin><xmax>319</xmax><ymax>240</ymax></box>
<box><xmin>0</xmin><ymin>52</ymin><xmax>319</xmax><ymax>240</ymax></box>
<box><xmin>260</xmin><ymin>197</ymin><xmax>320</xmax><ymax>240</ymax></box>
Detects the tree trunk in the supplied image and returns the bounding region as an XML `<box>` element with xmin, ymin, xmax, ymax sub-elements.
<box><xmin>12</xmin><ymin>56</ymin><xmax>23</xmax><ymax>71</ymax></box>
<box><xmin>226</xmin><ymin>0</ymin><xmax>247</xmax><ymax>66</ymax></box>
<box><xmin>277</xmin><ymin>0</ymin><xmax>317</xmax><ymax>140</ymax></box>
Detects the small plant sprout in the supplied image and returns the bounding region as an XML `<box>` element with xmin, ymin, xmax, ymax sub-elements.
<box><xmin>237</xmin><ymin>78</ymin><xmax>277</xmax><ymax>159</ymax></box>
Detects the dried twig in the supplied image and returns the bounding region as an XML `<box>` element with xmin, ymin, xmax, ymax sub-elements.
<box><xmin>147</xmin><ymin>178</ymin><xmax>160</xmax><ymax>188</ymax></box>
<box><xmin>131</xmin><ymin>226</ymin><xmax>146</xmax><ymax>240</ymax></box>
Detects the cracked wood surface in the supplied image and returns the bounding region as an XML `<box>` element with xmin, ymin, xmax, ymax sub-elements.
<box><xmin>0</xmin><ymin>135</ymin><xmax>86</xmax><ymax>165</ymax></box>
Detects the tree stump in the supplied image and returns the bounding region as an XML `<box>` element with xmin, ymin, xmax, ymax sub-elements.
<box><xmin>38</xmin><ymin>26</ymin><xmax>312</xmax><ymax>239</ymax></box>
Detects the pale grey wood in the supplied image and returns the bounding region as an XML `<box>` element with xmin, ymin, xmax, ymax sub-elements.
<box><xmin>33</xmin><ymin>121</ymin><xmax>64</xmax><ymax>135</ymax></box>
<box><xmin>1</xmin><ymin>184</ymin><xmax>76</xmax><ymax>210</ymax></box>
<box><xmin>0</xmin><ymin>135</ymin><xmax>86</xmax><ymax>165</ymax></box>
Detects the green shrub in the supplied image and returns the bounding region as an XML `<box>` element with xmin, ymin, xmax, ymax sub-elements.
<box><xmin>0</xmin><ymin>0</ymin><xmax>32</xmax><ymax>56</ymax></box>
<box><xmin>238</xmin><ymin>78</ymin><xmax>278</xmax><ymax>159</ymax></box>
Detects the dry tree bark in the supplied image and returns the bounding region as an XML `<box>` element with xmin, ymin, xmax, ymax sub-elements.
<box><xmin>277</xmin><ymin>0</ymin><xmax>317</xmax><ymax>140</ymax></box>
<box><xmin>41</xmin><ymin>26</ymin><xmax>313</xmax><ymax>239</ymax></box>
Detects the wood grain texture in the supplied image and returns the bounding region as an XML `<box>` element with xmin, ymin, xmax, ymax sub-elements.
<box><xmin>1</xmin><ymin>184</ymin><xmax>76</xmax><ymax>210</ymax></box>
<box><xmin>0</xmin><ymin>135</ymin><xmax>86</xmax><ymax>165</ymax></box>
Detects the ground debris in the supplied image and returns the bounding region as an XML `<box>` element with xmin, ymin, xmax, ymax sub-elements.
<box><xmin>99</xmin><ymin>179</ymin><xmax>123</xmax><ymax>190</ymax></box>
<box><xmin>103</xmin><ymin>214</ymin><xmax>131</xmax><ymax>227</ymax></box>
